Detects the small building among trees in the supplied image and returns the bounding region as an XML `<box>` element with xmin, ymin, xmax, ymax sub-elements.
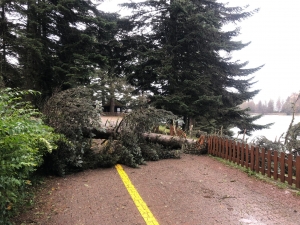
<box><xmin>102</xmin><ymin>98</ymin><xmax>125</xmax><ymax>115</ymax></box>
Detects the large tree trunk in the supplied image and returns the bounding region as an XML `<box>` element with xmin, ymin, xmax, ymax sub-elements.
<box><xmin>142</xmin><ymin>132</ymin><xmax>199</xmax><ymax>148</ymax></box>
<box><xmin>84</xmin><ymin>127</ymin><xmax>200</xmax><ymax>149</ymax></box>
<box><xmin>109</xmin><ymin>97</ymin><xmax>115</xmax><ymax>113</ymax></box>
<box><xmin>0</xmin><ymin>4</ymin><xmax>6</xmax><ymax>88</ymax></box>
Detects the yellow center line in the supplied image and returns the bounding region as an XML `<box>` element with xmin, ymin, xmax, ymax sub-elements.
<box><xmin>115</xmin><ymin>164</ymin><xmax>159</xmax><ymax>225</ymax></box>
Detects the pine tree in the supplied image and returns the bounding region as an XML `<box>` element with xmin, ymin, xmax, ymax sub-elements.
<box><xmin>0</xmin><ymin>0</ymin><xmax>21</xmax><ymax>87</ymax></box>
<box><xmin>122</xmin><ymin>0</ymin><xmax>270</xmax><ymax>135</ymax></box>
<box><xmin>90</xmin><ymin>12</ymin><xmax>136</xmax><ymax>111</ymax></box>
<box><xmin>0</xmin><ymin>0</ymin><xmax>121</xmax><ymax>102</ymax></box>
<box><xmin>276</xmin><ymin>97</ymin><xmax>282</xmax><ymax>112</ymax></box>
<box><xmin>37</xmin><ymin>0</ymin><xmax>114</xmax><ymax>93</ymax></box>
<box><xmin>267</xmin><ymin>99</ymin><xmax>274</xmax><ymax>113</ymax></box>
<box><xmin>91</xmin><ymin>69</ymin><xmax>134</xmax><ymax>110</ymax></box>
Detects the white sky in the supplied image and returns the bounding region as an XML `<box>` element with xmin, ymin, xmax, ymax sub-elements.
<box><xmin>99</xmin><ymin>0</ymin><xmax>300</xmax><ymax>103</ymax></box>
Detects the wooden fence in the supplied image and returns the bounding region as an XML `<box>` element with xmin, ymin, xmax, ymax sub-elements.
<box><xmin>207</xmin><ymin>136</ymin><xmax>300</xmax><ymax>189</ymax></box>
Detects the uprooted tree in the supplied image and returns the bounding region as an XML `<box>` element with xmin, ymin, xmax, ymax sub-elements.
<box><xmin>42</xmin><ymin>87</ymin><xmax>207</xmax><ymax>173</ymax></box>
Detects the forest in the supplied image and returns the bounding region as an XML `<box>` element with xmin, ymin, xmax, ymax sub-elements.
<box><xmin>1</xmin><ymin>0</ymin><xmax>294</xmax><ymax>223</ymax></box>
<box><xmin>240</xmin><ymin>93</ymin><xmax>300</xmax><ymax>114</ymax></box>
<box><xmin>0</xmin><ymin>0</ymin><xmax>269</xmax><ymax>134</ymax></box>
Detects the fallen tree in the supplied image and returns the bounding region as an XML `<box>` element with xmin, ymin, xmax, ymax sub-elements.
<box><xmin>43</xmin><ymin>87</ymin><xmax>207</xmax><ymax>172</ymax></box>
<box><xmin>97</xmin><ymin>107</ymin><xmax>208</xmax><ymax>164</ymax></box>
<box><xmin>86</xmin><ymin>126</ymin><xmax>202</xmax><ymax>149</ymax></box>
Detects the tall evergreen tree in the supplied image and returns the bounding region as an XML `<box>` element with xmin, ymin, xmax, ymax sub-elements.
<box><xmin>267</xmin><ymin>99</ymin><xmax>274</xmax><ymax>113</ymax></box>
<box><xmin>90</xmin><ymin>12</ymin><xmax>136</xmax><ymax>111</ymax></box>
<box><xmin>0</xmin><ymin>0</ymin><xmax>122</xmax><ymax>103</ymax></box>
<box><xmin>276</xmin><ymin>97</ymin><xmax>282</xmax><ymax>112</ymax></box>
<box><xmin>0</xmin><ymin>0</ymin><xmax>21</xmax><ymax>87</ymax></box>
<box><xmin>122</xmin><ymin>0</ymin><xmax>270</xmax><ymax>135</ymax></box>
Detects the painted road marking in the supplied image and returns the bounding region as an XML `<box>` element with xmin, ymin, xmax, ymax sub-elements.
<box><xmin>115</xmin><ymin>164</ymin><xmax>159</xmax><ymax>225</ymax></box>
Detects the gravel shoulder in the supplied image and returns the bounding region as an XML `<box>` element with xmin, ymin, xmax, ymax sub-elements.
<box><xmin>101</xmin><ymin>116</ymin><xmax>123</xmax><ymax>127</ymax></box>
<box><xmin>13</xmin><ymin>154</ymin><xmax>300</xmax><ymax>225</ymax></box>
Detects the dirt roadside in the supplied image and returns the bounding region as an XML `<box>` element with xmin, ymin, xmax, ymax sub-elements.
<box><xmin>100</xmin><ymin>116</ymin><xmax>123</xmax><ymax>127</ymax></box>
<box><xmin>12</xmin><ymin>154</ymin><xmax>300</xmax><ymax>225</ymax></box>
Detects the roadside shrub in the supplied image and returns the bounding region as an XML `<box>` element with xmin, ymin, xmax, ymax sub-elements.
<box><xmin>0</xmin><ymin>88</ymin><xmax>59</xmax><ymax>224</ymax></box>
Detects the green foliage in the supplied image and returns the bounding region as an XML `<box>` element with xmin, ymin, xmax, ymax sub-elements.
<box><xmin>42</xmin><ymin>87</ymin><xmax>103</xmax><ymax>175</ymax></box>
<box><xmin>118</xmin><ymin>107</ymin><xmax>176</xmax><ymax>135</ymax></box>
<box><xmin>250</xmin><ymin>136</ymin><xmax>285</xmax><ymax>152</ymax></box>
<box><xmin>96</xmin><ymin>139</ymin><xmax>180</xmax><ymax>169</ymax></box>
<box><xmin>232</xmin><ymin>113</ymin><xmax>273</xmax><ymax>136</ymax></box>
<box><xmin>122</xmin><ymin>0</ymin><xmax>266</xmax><ymax>135</ymax></box>
<box><xmin>117</xmin><ymin>132</ymin><xmax>145</xmax><ymax>167</ymax></box>
<box><xmin>139</xmin><ymin>142</ymin><xmax>161</xmax><ymax>161</ymax></box>
<box><xmin>84</xmin><ymin>108</ymin><xmax>180</xmax><ymax>168</ymax></box>
<box><xmin>285</xmin><ymin>122</ymin><xmax>300</xmax><ymax>155</ymax></box>
<box><xmin>95</xmin><ymin>140</ymin><xmax>122</xmax><ymax>168</ymax></box>
<box><xmin>0</xmin><ymin>88</ymin><xmax>59</xmax><ymax>224</ymax></box>
<box><xmin>0</xmin><ymin>0</ymin><xmax>122</xmax><ymax>102</ymax></box>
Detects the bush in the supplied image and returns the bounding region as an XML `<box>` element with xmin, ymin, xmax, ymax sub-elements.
<box><xmin>0</xmin><ymin>88</ymin><xmax>59</xmax><ymax>224</ymax></box>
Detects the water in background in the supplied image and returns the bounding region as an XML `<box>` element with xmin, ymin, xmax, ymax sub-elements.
<box><xmin>231</xmin><ymin>115</ymin><xmax>300</xmax><ymax>141</ymax></box>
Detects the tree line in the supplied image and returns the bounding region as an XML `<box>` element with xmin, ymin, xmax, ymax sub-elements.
<box><xmin>240</xmin><ymin>92</ymin><xmax>300</xmax><ymax>114</ymax></box>
<box><xmin>0</xmin><ymin>0</ymin><xmax>270</xmax><ymax>136</ymax></box>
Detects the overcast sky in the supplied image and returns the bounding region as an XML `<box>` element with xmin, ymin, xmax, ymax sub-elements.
<box><xmin>99</xmin><ymin>0</ymin><xmax>300</xmax><ymax>103</ymax></box>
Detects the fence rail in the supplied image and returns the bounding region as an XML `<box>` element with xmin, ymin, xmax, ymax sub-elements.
<box><xmin>207</xmin><ymin>136</ymin><xmax>300</xmax><ymax>189</ymax></box>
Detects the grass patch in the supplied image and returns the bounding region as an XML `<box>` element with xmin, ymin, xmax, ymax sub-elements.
<box><xmin>159</xmin><ymin>125</ymin><xmax>170</xmax><ymax>134</ymax></box>
<box><xmin>210</xmin><ymin>155</ymin><xmax>300</xmax><ymax>194</ymax></box>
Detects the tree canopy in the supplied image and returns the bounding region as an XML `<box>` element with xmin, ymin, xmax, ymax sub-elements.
<box><xmin>0</xmin><ymin>0</ymin><xmax>123</xmax><ymax>101</ymax></box>
<box><xmin>121</xmin><ymin>0</ymin><xmax>268</xmax><ymax>135</ymax></box>
<box><xmin>1</xmin><ymin>0</ymin><xmax>269</xmax><ymax>134</ymax></box>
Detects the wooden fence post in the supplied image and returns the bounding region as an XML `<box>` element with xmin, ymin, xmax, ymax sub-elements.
<box><xmin>231</xmin><ymin>141</ymin><xmax>236</xmax><ymax>163</ymax></box>
<box><xmin>228</xmin><ymin>140</ymin><xmax>232</xmax><ymax>161</ymax></box>
<box><xmin>274</xmin><ymin>151</ymin><xmax>278</xmax><ymax>180</ymax></box>
<box><xmin>261</xmin><ymin>148</ymin><xmax>265</xmax><ymax>175</ymax></box>
<box><xmin>218</xmin><ymin>137</ymin><xmax>222</xmax><ymax>157</ymax></box>
<box><xmin>214</xmin><ymin>136</ymin><xmax>217</xmax><ymax>156</ymax></box>
<box><xmin>211</xmin><ymin>136</ymin><xmax>215</xmax><ymax>155</ymax></box>
<box><xmin>225</xmin><ymin>139</ymin><xmax>229</xmax><ymax>160</ymax></box>
<box><xmin>250</xmin><ymin>146</ymin><xmax>254</xmax><ymax>171</ymax></box>
<box><xmin>255</xmin><ymin>147</ymin><xmax>259</xmax><ymax>173</ymax></box>
<box><xmin>241</xmin><ymin>143</ymin><xmax>245</xmax><ymax>167</ymax></box>
<box><xmin>210</xmin><ymin>136</ymin><xmax>213</xmax><ymax>154</ymax></box>
<box><xmin>237</xmin><ymin>142</ymin><xmax>240</xmax><ymax>165</ymax></box>
<box><xmin>280</xmin><ymin>152</ymin><xmax>285</xmax><ymax>183</ymax></box>
<box><xmin>287</xmin><ymin>154</ymin><xmax>293</xmax><ymax>186</ymax></box>
<box><xmin>296</xmin><ymin>156</ymin><xmax>300</xmax><ymax>188</ymax></box>
<box><xmin>216</xmin><ymin>137</ymin><xmax>219</xmax><ymax>157</ymax></box>
<box><xmin>207</xmin><ymin>136</ymin><xmax>211</xmax><ymax>154</ymax></box>
<box><xmin>245</xmin><ymin>144</ymin><xmax>249</xmax><ymax>169</ymax></box>
<box><xmin>221</xmin><ymin>138</ymin><xmax>225</xmax><ymax>158</ymax></box>
<box><xmin>267</xmin><ymin>150</ymin><xmax>271</xmax><ymax>178</ymax></box>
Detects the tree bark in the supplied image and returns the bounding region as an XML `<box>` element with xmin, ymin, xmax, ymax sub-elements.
<box><xmin>84</xmin><ymin>127</ymin><xmax>198</xmax><ymax>148</ymax></box>
<box><xmin>142</xmin><ymin>132</ymin><xmax>198</xmax><ymax>148</ymax></box>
